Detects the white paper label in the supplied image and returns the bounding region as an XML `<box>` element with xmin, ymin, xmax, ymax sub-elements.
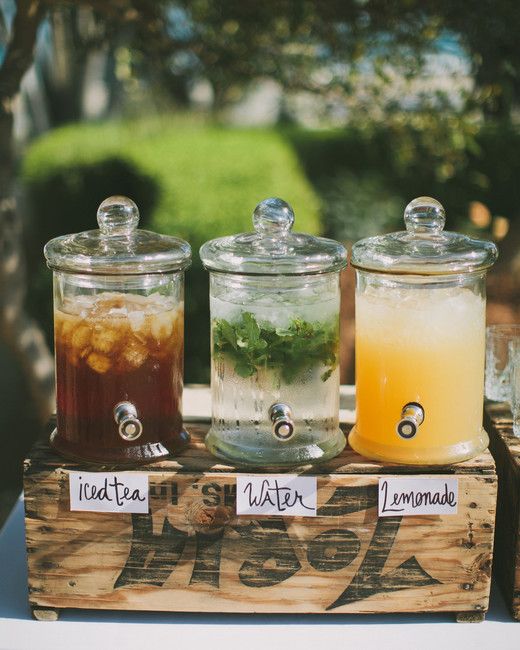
<box><xmin>69</xmin><ymin>471</ymin><xmax>149</xmax><ymax>514</ymax></box>
<box><xmin>236</xmin><ymin>475</ymin><xmax>317</xmax><ymax>517</ymax></box>
<box><xmin>378</xmin><ymin>477</ymin><xmax>458</xmax><ymax>517</ymax></box>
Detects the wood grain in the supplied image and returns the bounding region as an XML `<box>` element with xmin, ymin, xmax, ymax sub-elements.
<box><xmin>484</xmin><ymin>401</ymin><xmax>520</xmax><ymax>621</ymax></box>
<box><xmin>24</xmin><ymin>422</ymin><xmax>497</xmax><ymax>618</ymax></box>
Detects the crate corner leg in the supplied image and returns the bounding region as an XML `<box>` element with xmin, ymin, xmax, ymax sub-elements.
<box><xmin>456</xmin><ymin>611</ymin><xmax>486</xmax><ymax>623</ymax></box>
<box><xmin>31</xmin><ymin>606</ymin><xmax>60</xmax><ymax>621</ymax></box>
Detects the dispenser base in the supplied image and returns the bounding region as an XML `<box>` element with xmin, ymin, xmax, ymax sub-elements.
<box><xmin>24</xmin><ymin>415</ymin><xmax>496</xmax><ymax>618</ymax></box>
<box><xmin>204</xmin><ymin>426</ymin><xmax>346</xmax><ymax>468</ymax></box>
<box><xmin>49</xmin><ymin>427</ymin><xmax>190</xmax><ymax>465</ymax></box>
<box><xmin>348</xmin><ymin>426</ymin><xmax>490</xmax><ymax>466</ymax></box>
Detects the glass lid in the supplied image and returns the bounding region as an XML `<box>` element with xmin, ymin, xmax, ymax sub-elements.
<box><xmin>44</xmin><ymin>196</ymin><xmax>191</xmax><ymax>275</ymax></box>
<box><xmin>199</xmin><ymin>197</ymin><xmax>347</xmax><ymax>275</ymax></box>
<box><xmin>351</xmin><ymin>196</ymin><xmax>498</xmax><ymax>275</ymax></box>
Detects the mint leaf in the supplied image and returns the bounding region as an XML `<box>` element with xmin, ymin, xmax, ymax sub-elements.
<box><xmin>241</xmin><ymin>311</ymin><xmax>260</xmax><ymax>343</ymax></box>
<box><xmin>234</xmin><ymin>360</ymin><xmax>256</xmax><ymax>378</ymax></box>
<box><xmin>218</xmin><ymin>319</ymin><xmax>237</xmax><ymax>349</ymax></box>
<box><xmin>321</xmin><ymin>367</ymin><xmax>333</xmax><ymax>382</ymax></box>
<box><xmin>212</xmin><ymin>312</ymin><xmax>339</xmax><ymax>384</ymax></box>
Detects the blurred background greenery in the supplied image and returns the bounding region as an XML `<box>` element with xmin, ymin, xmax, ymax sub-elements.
<box><xmin>22</xmin><ymin>118</ymin><xmax>321</xmax><ymax>380</ymax></box>
<box><xmin>1</xmin><ymin>0</ymin><xmax>520</xmax><ymax>523</ymax></box>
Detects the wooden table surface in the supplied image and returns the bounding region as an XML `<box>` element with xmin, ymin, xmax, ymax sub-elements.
<box><xmin>2</xmin><ymin>388</ymin><xmax>520</xmax><ymax>649</ymax></box>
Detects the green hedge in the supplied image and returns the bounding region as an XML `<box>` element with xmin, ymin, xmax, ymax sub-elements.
<box><xmin>22</xmin><ymin>118</ymin><xmax>321</xmax><ymax>381</ymax></box>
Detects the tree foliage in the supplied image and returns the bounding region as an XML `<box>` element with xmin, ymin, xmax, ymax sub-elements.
<box><xmin>4</xmin><ymin>1</ymin><xmax>520</xmax><ymax>125</ymax></box>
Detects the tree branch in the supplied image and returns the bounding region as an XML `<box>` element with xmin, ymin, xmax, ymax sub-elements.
<box><xmin>0</xmin><ymin>1</ymin><xmax>44</xmax><ymax>98</ymax></box>
<box><xmin>0</xmin><ymin>0</ymin><xmax>55</xmax><ymax>422</ymax></box>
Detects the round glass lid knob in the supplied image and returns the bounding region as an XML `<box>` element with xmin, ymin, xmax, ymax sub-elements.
<box><xmin>97</xmin><ymin>195</ymin><xmax>140</xmax><ymax>237</ymax></box>
<box><xmin>404</xmin><ymin>196</ymin><xmax>446</xmax><ymax>235</ymax></box>
<box><xmin>253</xmin><ymin>197</ymin><xmax>295</xmax><ymax>236</ymax></box>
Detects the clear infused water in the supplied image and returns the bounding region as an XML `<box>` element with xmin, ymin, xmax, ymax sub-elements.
<box><xmin>206</xmin><ymin>274</ymin><xmax>345</xmax><ymax>466</ymax></box>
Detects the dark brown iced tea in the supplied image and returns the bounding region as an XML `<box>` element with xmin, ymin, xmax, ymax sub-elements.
<box><xmin>51</xmin><ymin>292</ymin><xmax>188</xmax><ymax>463</ymax></box>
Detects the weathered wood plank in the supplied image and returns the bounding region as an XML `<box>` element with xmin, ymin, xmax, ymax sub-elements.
<box><xmin>484</xmin><ymin>401</ymin><xmax>520</xmax><ymax>621</ymax></box>
<box><xmin>24</xmin><ymin>423</ymin><xmax>496</xmax><ymax>617</ymax></box>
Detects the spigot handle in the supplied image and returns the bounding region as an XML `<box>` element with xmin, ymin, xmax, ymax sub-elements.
<box><xmin>397</xmin><ymin>402</ymin><xmax>424</xmax><ymax>440</ymax></box>
<box><xmin>269</xmin><ymin>403</ymin><xmax>295</xmax><ymax>441</ymax></box>
<box><xmin>114</xmin><ymin>401</ymin><xmax>143</xmax><ymax>441</ymax></box>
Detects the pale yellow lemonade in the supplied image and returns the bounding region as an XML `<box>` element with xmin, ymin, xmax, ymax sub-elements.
<box><xmin>350</xmin><ymin>281</ymin><xmax>487</xmax><ymax>464</ymax></box>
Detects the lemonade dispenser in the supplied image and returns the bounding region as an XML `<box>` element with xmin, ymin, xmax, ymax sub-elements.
<box><xmin>44</xmin><ymin>196</ymin><xmax>191</xmax><ymax>463</ymax></box>
<box><xmin>349</xmin><ymin>197</ymin><xmax>498</xmax><ymax>465</ymax></box>
<box><xmin>200</xmin><ymin>197</ymin><xmax>348</xmax><ymax>467</ymax></box>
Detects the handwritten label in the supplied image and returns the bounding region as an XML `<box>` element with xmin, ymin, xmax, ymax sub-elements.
<box><xmin>236</xmin><ymin>475</ymin><xmax>317</xmax><ymax>517</ymax></box>
<box><xmin>69</xmin><ymin>471</ymin><xmax>149</xmax><ymax>514</ymax></box>
<box><xmin>378</xmin><ymin>477</ymin><xmax>458</xmax><ymax>517</ymax></box>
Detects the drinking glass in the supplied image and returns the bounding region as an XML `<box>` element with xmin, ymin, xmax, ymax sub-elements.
<box><xmin>485</xmin><ymin>324</ymin><xmax>520</xmax><ymax>402</ymax></box>
<box><xmin>510</xmin><ymin>340</ymin><xmax>520</xmax><ymax>437</ymax></box>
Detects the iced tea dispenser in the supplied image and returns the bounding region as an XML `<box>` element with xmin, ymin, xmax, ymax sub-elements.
<box><xmin>200</xmin><ymin>197</ymin><xmax>348</xmax><ymax>467</ymax></box>
<box><xmin>44</xmin><ymin>196</ymin><xmax>191</xmax><ymax>463</ymax></box>
<box><xmin>349</xmin><ymin>196</ymin><xmax>498</xmax><ymax>465</ymax></box>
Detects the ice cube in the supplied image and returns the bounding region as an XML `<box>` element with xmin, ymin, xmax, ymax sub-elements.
<box><xmin>92</xmin><ymin>294</ymin><xmax>126</xmax><ymax>317</ymax></box>
<box><xmin>56</xmin><ymin>314</ymin><xmax>75</xmax><ymax>341</ymax></box>
<box><xmin>91</xmin><ymin>326</ymin><xmax>120</xmax><ymax>354</ymax></box>
<box><xmin>122</xmin><ymin>340</ymin><xmax>148</xmax><ymax>369</ymax></box>
<box><xmin>128</xmin><ymin>310</ymin><xmax>146</xmax><ymax>333</ymax></box>
<box><xmin>151</xmin><ymin>312</ymin><xmax>174</xmax><ymax>341</ymax></box>
<box><xmin>63</xmin><ymin>296</ymin><xmax>93</xmax><ymax>316</ymax></box>
<box><xmin>147</xmin><ymin>293</ymin><xmax>172</xmax><ymax>313</ymax></box>
<box><xmin>74</xmin><ymin>295</ymin><xmax>95</xmax><ymax>311</ymax></box>
<box><xmin>107</xmin><ymin>307</ymin><xmax>128</xmax><ymax>318</ymax></box>
<box><xmin>126</xmin><ymin>293</ymin><xmax>149</xmax><ymax>307</ymax></box>
<box><xmin>71</xmin><ymin>324</ymin><xmax>92</xmax><ymax>350</ymax></box>
<box><xmin>86</xmin><ymin>351</ymin><xmax>111</xmax><ymax>374</ymax></box>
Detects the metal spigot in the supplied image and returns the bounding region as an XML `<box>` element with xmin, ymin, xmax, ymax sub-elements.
<box><xmin>114</xmin><ymin>402</ymin><xmax>143</xmax><ymax>441</ymax></box>
<box><xmin>397</xmin><ymin>402</ymin><xmax>425</xmax><ymax>440</ymax></box>
<box><xmin>269</xmin><ymin>403</ymin><xmax>295</xmax><ymax>441</ymax></box>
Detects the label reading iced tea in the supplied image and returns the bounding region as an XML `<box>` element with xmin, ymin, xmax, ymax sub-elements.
<box><xmin>69</xmin><ymin>471</ymin><xmax>149</xmax><ymax>513</ymax></box>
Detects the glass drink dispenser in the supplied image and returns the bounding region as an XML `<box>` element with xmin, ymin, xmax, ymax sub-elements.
<box><xmin>349</xmin><ymin>197</ymin><xmax>498</xmax><ymax>465</ymax></box>
<box><xmin>200</xmin><ymin>198</ymin><xmax>348</xmax><ymax>467</ymax></box>
<box><xmin>44</xmin><ymin>196</ymin><xmax>191</xmax><ymax>463</ymax></box>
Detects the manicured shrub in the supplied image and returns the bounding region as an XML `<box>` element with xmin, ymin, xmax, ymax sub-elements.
<box><xmin>23</xmin><ymin>117</ymin><xmax>321</xmax><ymax>381</ymax></box>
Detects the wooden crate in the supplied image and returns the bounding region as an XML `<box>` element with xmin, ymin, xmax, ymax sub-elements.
<box><xmin>24</xmin><ymin>422</ymin><xmax>496</xmax><ymax>621</ymax></box>
<box><xmin>484</xmin><ymin>401</ymin><xmax>520</xmax><ymax>620</ymax></box>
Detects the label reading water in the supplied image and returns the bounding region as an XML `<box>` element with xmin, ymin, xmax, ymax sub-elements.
<box><xmin>236</xmin><ymin>475</ymin><xmax>317</xmax><ymax>516</ymax></box>
<box><xmin>69</xmin><ymin>471</ymin><xmax>149</xmax><ymax>514</ymax></box>
<box><xmin>378</xmin><ymin>477</ymin><xmax>458</xmax><ymax>517</ymax></box>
